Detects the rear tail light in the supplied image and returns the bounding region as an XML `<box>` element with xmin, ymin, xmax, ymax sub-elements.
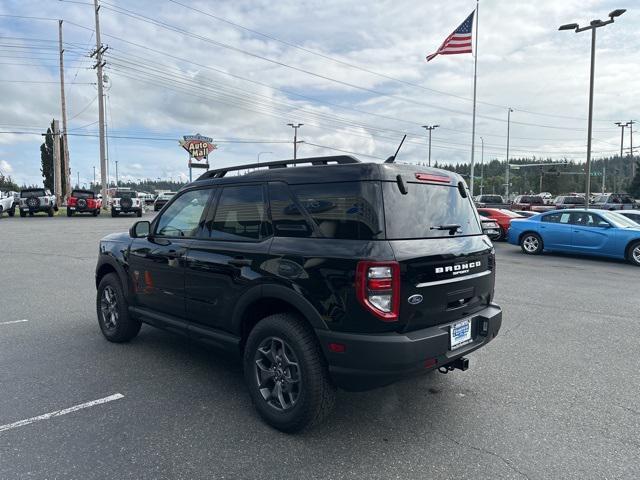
<box><xmin>356</xmin><ymin>261</ymin><xmax>400</xmax><ymax>322</ymax></box>
<box><xmin>415</xmin><ymin>173</ymin><xmax>450</xmax><ymax>183</ymax></box>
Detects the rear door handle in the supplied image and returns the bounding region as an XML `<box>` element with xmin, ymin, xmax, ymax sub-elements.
<box><xmin>229</xmin><ymin>258</ymin><xmax>252</xmax><ymax>267</ymax></box>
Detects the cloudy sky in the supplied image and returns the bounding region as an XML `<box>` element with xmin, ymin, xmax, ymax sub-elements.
<box><xmin>0</xmin><ymin>0</ymin><xmax>638</xmax><ymax>187</ymax></box>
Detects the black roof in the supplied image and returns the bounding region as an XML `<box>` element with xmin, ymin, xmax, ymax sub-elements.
<box><xmin>191</xmin><ymin>155</ymin><xmax>463</xmax><ymax>186</ymax></box>
<box><xmin>71</xmin><ymin>189</ymin><xmax>94</xmax><ymax>194</ymax></box>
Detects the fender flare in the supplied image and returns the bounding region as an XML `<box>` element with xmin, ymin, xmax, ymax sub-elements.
<box><xmin>231</xmin><ymin>283</ymin><xmax>329</xmax><ymax>335</ymax></box>
<box><xmin>95</xmin><ymin>253</ymin><xmax>131</xmax><ymax>300</ymax></box>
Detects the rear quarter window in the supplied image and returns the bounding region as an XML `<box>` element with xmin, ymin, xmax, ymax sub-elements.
<box><xmin>287</xmin><ymin>181</ymin><xmax>384</xmax><ymax>240</ymax></box>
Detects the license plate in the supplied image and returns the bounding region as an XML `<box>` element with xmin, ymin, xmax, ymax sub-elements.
<box><xmin>450</xmin><ymin>319</ymin><xmax>472</xmax><ymax>350</ymax></box>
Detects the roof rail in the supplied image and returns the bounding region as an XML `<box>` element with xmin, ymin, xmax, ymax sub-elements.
<box><xmin>197</xmin><ymin>155</ymin><xmax>360</xmax><ymax>180</ymax></box>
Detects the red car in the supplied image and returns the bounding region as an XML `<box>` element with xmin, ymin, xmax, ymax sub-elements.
<box><xmin>67</xmin><ymin>189</ymin><xmax>102</xmax><ymax>216</ymax></box>
<box><xmin>477</xmin><ymin>208</ymin><xmax>524</xmax><ymax>240</ymax></box>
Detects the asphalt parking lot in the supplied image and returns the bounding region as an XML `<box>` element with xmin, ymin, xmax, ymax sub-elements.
<box><xmin>1</xmin><ymin>213</ymin><xmax>639</xmax><ymax>480</ymax></box>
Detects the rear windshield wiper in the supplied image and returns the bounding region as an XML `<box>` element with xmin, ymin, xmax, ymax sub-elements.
<box><xmin>430</xmin><ymin>224</ymin><xmax>462</xmax><ymax>235</ymax></box>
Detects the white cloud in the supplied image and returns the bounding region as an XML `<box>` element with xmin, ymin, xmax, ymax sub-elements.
<box><xmin>0</xmin><ymin>160</ymin><xmax>14</xmax><ymax>174</ymax></box>
<box><xmin>0</xmin><ymin>0</ymin><xmax>638</xmax><ymax>186</ymax></box>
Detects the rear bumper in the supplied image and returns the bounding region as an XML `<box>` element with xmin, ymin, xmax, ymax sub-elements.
<box><xmin>317</xmin><ymin>304</ymin><xmax>502</xmax><ymax>391</ymax></box>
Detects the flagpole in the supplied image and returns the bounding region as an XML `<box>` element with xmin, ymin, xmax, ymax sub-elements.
<box><xmin>469</xmin><ymin>0</ymin><xmax>479</xmax><ymax>197</ymax></box>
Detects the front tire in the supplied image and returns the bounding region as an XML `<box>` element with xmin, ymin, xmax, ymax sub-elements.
<box><xmin>96</xmin><ymin>273</ymin><xmax>141</xmax><ymax>342</ymax></box>
<box><xmin>243</xmin><ymin>313</ymin><xmax>336</xmax><ymax>433</ymax></box>
<box><xmin>136</xmin><ymin>209</ymin><xmax>142</xmax><ymax>218</ymax></box>
<box><xmin>47</xmin><ymin>207</ymin><xmax>54</xmax><ymax>217</ymax></box>
<box><xmin>19</xmin><ymin>210</ymin><xmax>26</xmax><ymax>218</ymax></box>
<box><xmin>8</xmin><ymin>205</ymin><xmax>15</xmax><ymax>217</ymax></box>
<box><xmin>67</xmin><ymin>208</ymin><xmax>73</xmax><ymax>217</ymax></box>
<box><xmin>520</xmin><ymin>232</ymin><xmax>543</xmax><ymax>255</ymax></box>
<box><xmin>627</xmin><ymin>241</ymin><xmax>640</xmax><ymax>267</ymax></box>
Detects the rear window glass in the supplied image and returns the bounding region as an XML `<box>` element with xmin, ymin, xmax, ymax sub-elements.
<box><xmin>72</xmin><ymin>191</ymin><xmax>94</xmax><ymax>199</ymax></box>
<box><xmin>116</xmin><ymin>191</ymin><xmax>135</xmax><ymax>198</ymax></box>
<box><xmin>521</xmin><ymin>196</ymin><xmax>543</xmax><ymax>204</ymax></box>
<box><xmin>382</xmin><ymin>182</ymin><xmax>482</xmax><ymax>239</ymax></box>
<box><xmin>288</xmin><ymin>182</ymin><xmax>383</xmax><ymax>240</ymax></box>
<box><xmin>21</xmin><ymin>190</ymin><xmax>45</xmax><ymax>197</ymax></box>
<box><xmin>564</xmin><ymin>197</ymin><xmax>584</xmax><ymax>204</ymax></box>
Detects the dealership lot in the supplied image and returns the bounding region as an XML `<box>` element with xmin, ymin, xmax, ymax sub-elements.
<box><xmin>1</xmin><ymin>214</ymin><xmax>639</xmax><ymax>480</ymax></box>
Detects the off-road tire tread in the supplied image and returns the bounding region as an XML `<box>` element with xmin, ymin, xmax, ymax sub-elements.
<box><xmin>244</xmin><ymin>313</ymin><xmax>336</xmax><ymax>433</ymax></box>
<box><xmin>97</xmin><ymin>273</ymin><xmax>141</xmax><ymax>343</ymax></box>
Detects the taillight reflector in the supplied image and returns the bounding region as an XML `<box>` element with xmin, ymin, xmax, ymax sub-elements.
<box><xmin>415</xmin><ymin>173</ymin><xmax>450</xmax><ymax>183</ymax></box>
<box><xmin>328</xmin><ymin>343</ymin><xmax>346</xmax><ymax>353</ymax></box>
<box><xmin>356</xmin><ymin>261</ymin><xmax>400</xmax><ymax>322</ymax></box>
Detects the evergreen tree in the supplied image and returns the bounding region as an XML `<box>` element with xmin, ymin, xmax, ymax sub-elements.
<box><xmin>629</xmin><ymin>160</ymin><xmax>640</xmax><ymax>197</ymax></box>
<box><xmin>40</xmin><ymin>121</ymin><xmax>55</xmax><ymax>191</ymax></box>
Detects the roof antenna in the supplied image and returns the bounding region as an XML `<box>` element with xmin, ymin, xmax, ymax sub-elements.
<box><xmin>385</xmin><ymin>135</ymin><xmax>407</xmax><ymax>163</ymax></box>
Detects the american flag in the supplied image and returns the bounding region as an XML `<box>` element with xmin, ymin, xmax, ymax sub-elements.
<box><xmin>426</xmin><ymin>11</ymin><xmax>475</xmax><ymax>62</ymax></box>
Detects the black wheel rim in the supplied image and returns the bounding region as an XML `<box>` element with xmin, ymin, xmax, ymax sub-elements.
<box><xmin>254</xmin><ymin>336</ymin><xmax>301</xmax><ymax>411</ymax></box>
<box><xmin>100</xmin><ymin>285</ymin><xmax>119</xmax><ymax>331</ymax></box>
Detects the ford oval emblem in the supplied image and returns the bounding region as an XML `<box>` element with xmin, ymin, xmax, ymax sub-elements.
<box><xmin>408</xmin><ymin>294</ymin><xmax>423</xmax><ymax>305</ymax></box>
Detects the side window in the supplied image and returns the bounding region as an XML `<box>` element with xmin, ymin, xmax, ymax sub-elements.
<box><xmin>155</xmin><ymin>189</ymin><xmax>211</xmax><ymax>237</ymax></box>
<box><xmin>289</xmin><ymin>181</ymin><xmax>383</xmax><ymax>240</ymax></box>
<box><xmin>210</xmin><ymin>185</ymin><xmax>268</xmax><ymax>241</ymax></box>
<box><xmin>269</xmin><ymin>183</ymin><xmax>313</xmax><ymax>238</ymax></box>
<box><xmin>542</xmin><ymin>213</ymin><xmax>560</xmax><ymax>223</ymax></box>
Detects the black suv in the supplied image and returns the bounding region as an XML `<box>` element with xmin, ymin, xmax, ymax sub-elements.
<box><xmin>95</xmin><ymin>156</ymin><xmax>502</xmax><ymax>431</ymax></box>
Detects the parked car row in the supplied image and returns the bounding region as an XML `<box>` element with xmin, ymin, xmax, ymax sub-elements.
<box><xmin>1</xmin><ymin>187</ymin><xmax>178</xmax><ymax>219</ymax></box>
<box><xmin>475</xmin><ymin>192</ymin><xmax>639</xmax><ymax>212</ymax></box>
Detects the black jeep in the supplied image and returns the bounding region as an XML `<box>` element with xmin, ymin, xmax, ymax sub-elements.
<box><xmin>95</xmin><ymin>156</ymin><xmax>502</xmax><ymax>432</ymax></box>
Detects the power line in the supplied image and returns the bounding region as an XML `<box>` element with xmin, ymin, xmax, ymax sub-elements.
<box><xmin>163</xmin><ymin>0</ymin><xmax>617</xmax><ymax>124</ymax></box>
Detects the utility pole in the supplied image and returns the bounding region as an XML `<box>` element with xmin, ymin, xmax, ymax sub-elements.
<box><xmin>287</xmin><ymin>123</ymin><xmax>303</xmax><ymax>160</ymax></box>
<box><xmin>629</xmin><ymin>120</ymin><xmax>635</xmax><ymax>179</ymax></box>
<box><xmin>615</xmin><ymin>121</ymin><xmax>627</xmax><ymax>192</ymax></box>
<box><xmin>77</xmin><ymin>171</ymin><xmax>80</xmax><ymax>189</ymax></box>
<box><xmin>479</xmin><ymin>136</ymin><xmax>484</xmax><ymax>195</ymax></box>
<box><xmin>91</xmin><ymin>0</ymin><xmax>108</xmax><ymax>209</ymax></box>
<box><xmin>58</xmin><ymin>20</ymin><xmax>71</xmax><ymax>203</ymax></box>
<box><xmin>52</xmin><ymin>120</ymin><xmax>61</xmax><ymax>204</ymax></box>
<box><xmin>505</xmin><ymin>107</ymin><xmax>513</xmax><ymax>198</ymax></box>
<box><xmin>93</xmin><ymin>166</ymin><xmax>96</xmax><ymax>185</ymax></box>
<box><xmin>421</xmin><ymin>125</ymin><xmax>439</xmax><ymax>167</ymax></box>
<box><xmin>115</xmin><ymin>160</ymin><xmax>119</xmax><ymax>186</ymax></box>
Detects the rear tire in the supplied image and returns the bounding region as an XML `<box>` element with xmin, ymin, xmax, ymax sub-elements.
<box><xmin>0</xmin><ymin>205</ymin><xmax>3</xmax><ymax>217</ymax></box>
<box><xmin>111</xmin><ymin>209</ymin><xmax>118</xmax><ymax>217</ymax></box>
<box><xmin>520</xmin><ymin>232</ymin><xmax>543</xmax><ymax>255</ymax></box>
<box><xmin>29</xmin><ymin>211</ymin><xmax>34</xmax><ymax>217</ymax></box>
<box><xmin>19</xmin><ymin>210</ymin><xmax>26</xmax><ymax>218</ymax></box>
<box><xmin>47</xmin><ymin>207</ymin><xmax>54</xmax><ymax>217</ymax></box>
<box><xmin>627</xmin><ymin>241</ymin><xmax>640</xmax><ymax>267</ymax></box>
<box><xmin>243</xmin><ymin>313</ymin><xmax>336</xmax><ymax>433</ymax></box>
<box><xmin>92</xmin><ymin>210</ymin><xmax>98</xmax><ymax>216</ymax></box>
<box><xmin>67</xmin><ymin>208</ymin><xmax>73</xmax><ymax>217</ymax></box>
<box><xmin>8</xmin><ymin>205</ymin><xmax>15</xmax><ymax>217</ymax></box>
<box><xmin>137</xmin><ymin>209</ymin><xmax>142</xmax><ymax>218</ymax></box>
<box><xmin>96</xmin><ymin>273</ymin><xmax>141</xmax><ymax>342</ymax></box>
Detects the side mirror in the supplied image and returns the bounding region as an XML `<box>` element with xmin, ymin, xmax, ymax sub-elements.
<box><xmin>130</xmin><ymin>220</ymin><xmax>151</xmax><ymax>238</ymax></box>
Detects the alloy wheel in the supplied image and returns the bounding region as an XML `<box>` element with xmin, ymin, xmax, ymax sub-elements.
<box><xmin>254</xmin><ymin>336</ymin><xmax>301</xmax><ymax>411</ymax></box>
<box><xmin>523</xmin><ymin>236</ymin><xmax>539</xmax><ymax>253</ymax></box>
<box><xmin>633</xmin><ymin>245</ymin><xmax>640</xmax><ymax>264</ymax></box>
<box><xmin>100</xmin><ymin>285</ymin><xmax>119</xmax><ymax>331</ymax></box>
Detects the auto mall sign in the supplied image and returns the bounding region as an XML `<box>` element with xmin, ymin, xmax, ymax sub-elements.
<box><xmin>179</xmin><ymin>133</ymin><xmax>217</xmax><ymax>165</ymax></box>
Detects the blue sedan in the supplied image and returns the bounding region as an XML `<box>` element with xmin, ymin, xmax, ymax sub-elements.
<box><xmin>507</xmin><ymin>209</ymin><xmax>640</xmax><ymax>266</ymax></box>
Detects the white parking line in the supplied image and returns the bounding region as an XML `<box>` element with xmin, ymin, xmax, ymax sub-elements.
<box><xmin>0</xmin><ymin>393</ymin><xmax>125</xmax><ymax>433</ymax></box>
<box><xmin>0</xmin><ymin>319</ymin><xmax>28</xmax><ymax>326</ymax></box>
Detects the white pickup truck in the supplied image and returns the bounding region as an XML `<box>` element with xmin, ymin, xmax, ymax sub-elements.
<box><xmin>18</xmin><ymin>188</ymin><xmax>58</xmax><ymax>217</ymax></box>
<box><xmin>0</xmin><ymin>192</ymin><xmax>16</xmax><ymax>217</ymax></box>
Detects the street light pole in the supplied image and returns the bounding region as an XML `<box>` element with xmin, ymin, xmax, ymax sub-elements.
<box><xmin>505</xmin><ymin>108</ymin><xmax>513</xmax><ymax>199</ymax></box>
<box><xmin>257</xmin><ymin>151</ymin><xmax>273</xmax><ymax>165</ymax></box>
<box><xmin>480</xmin><ymin>136</ymin><xmax>484</xmax><ymax>195</ymax></box>
<box><xmin>421</xmin><ymin>125</ymin><xmax>439</xmax><ymax>167</ymax></box>
<box><xmin>287</xmin><ymin>123</ymin><xmax>303</xmax><ymax>160</ymax></box>
<box><xmin>560</xmin><ymin>9</ymin><xmax>626</xmax><ymax>209</ymax></box>
<box><xmin>115</xmin><ymin>160</ymin><xmax>119</xmax><ymax>186</ymax></box>
<box><xmin>93</xmin><ymin>166</ymin><xmax>96</xmax><ymax>186</ymax></box>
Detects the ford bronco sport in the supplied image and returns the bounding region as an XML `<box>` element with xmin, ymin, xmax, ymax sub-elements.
<box><xmin>95</xmin><ymin>156</ymin><xmax>502</xmax><ymax>432</ymax></box>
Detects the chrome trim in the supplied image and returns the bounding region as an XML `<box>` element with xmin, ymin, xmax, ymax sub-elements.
<box><xmin>416</xmin><ymin>269</ymin><xmax>491</xmax><ymax>288</ymax></box>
